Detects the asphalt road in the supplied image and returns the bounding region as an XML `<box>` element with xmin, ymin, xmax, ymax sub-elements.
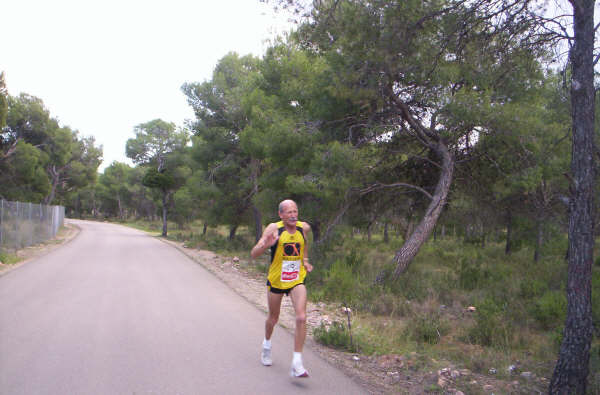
<box><xmin>0</xmin><ymin>220</ymin><xmax>366</xmax><ymax>394</ymax></box>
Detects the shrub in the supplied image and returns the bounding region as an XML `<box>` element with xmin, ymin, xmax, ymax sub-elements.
<box><xmin>0</xmin><ymin>251</ymin><xmax>20</xmax><ymax>265</ymax></box>
<box><xmin>458</xmin><ymin>258</ymin><xmax>484</xmax><ymax>290</ymax></box>
<box><xmin>369</xmin><ymin>292</ymin><xmax>411</xmax><ymax>317</ymax></box>
<box><xmin>405</xmin><ymin>313</ymin><xmax>449</xmax><ymax>345</ymax></box>
<box><xmin>321</xmin><ymin>260</ymin><xmax>362</xmax><ymax>304</ymax></box>
<box><xmin>519</xmin><ymin>278</ymin><xmax>548</xmax><ymax>299</ymax></box>
<box><xmin>314</xmin><ymin>321</ymin><xmax>361</xmax><ymax>353</ymax></box>
<box><xmin>532</xmin><ymin>291</ymin><xmax>566</xmax><ymax>330</ymax></box>
<box><xmin>344</xmin><ymin>247</ymin><xmax>365</xmax><ymax>272</ymax></box>
<box><xmin>465</xmin><ymin>298</ymin><xmax>513</xmax><ymax>348</ymax></box>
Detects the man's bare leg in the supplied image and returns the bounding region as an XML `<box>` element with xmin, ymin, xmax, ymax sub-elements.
<box><xmin>262</xmin><ymin>291</ymin><xmax>283</xmax><ymax>366</ymax></box>
<box><xmin>290</xmin><ymin>284</ymin><xmax>308</xmax><ymax>352</ymax></box>
<box><xmin>265</xmin><ymin>291</ymin><xmax>283</xmax><ymax>340</ymax></box>
<box><xmin>289</xmin><ymin>284</ymin><xmax>309</xmax><ymax>377</ymax></box>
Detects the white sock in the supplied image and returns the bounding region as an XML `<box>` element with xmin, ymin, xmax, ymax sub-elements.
<box><xmin>263</xmin><ymin>338</ymin><xmax>271</xmax><ymax>349</ymax></box>
<box><xmin>293</xmin><ymin>352</ymin><xmax>302</xmax><ymax>366</ymax></box>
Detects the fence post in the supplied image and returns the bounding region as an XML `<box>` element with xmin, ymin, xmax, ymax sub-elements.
<box><xmin>16</xmin><ymin>201</ymin><xmax>20</xmax><ymax>250</ymax></box>
<box><xmin>0</xmin><ymin>200</ymin><xmax>3</xmax><ymax>252</ymax></box>
<box><xmin>29</xmin><ymin>202</ymin><xmax>33</xmax><ymax>246</ymax></box>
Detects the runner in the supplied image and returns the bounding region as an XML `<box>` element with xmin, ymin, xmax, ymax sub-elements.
<box><xmin>250</xmin><ymin>199</ymin><xmax>313</xmax><ymax>377</ymax></box>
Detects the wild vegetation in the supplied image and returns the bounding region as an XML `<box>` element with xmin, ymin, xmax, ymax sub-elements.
<box><xmin>1</xmin><ymin>1</ymin><xmax>599</xmax><ymax>393</ymax></box>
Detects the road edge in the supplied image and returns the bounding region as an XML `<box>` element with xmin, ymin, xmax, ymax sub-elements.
<box><xmin>0</xmin><ymin>219</ymin><xmax>81</xmax><ymax>278</ymax></box>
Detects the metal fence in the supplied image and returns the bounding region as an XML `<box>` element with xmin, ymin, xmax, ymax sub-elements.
<box><xmin>0</xmin><ymin>200</ymin><xmax>65</xmax><ymax>252</ymax></box>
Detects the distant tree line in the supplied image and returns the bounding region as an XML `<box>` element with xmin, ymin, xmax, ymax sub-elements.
<box><xmin>0</xmin><ymin>72</ymin><xmax>102</xmax><ymax>206</ymax></box>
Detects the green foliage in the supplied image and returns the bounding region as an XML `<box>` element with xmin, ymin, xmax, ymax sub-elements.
<box><xmin>0</xmin><ymin>251</ymin><xmax>21</xmax><ymax>265</ymax></box>
<box><xmin>404</xmin><ymin>313</ymin><xmax>449</xmax><ymax>345</ymax></box>
<box><xmin>519</xmin><ymin>278</ymin><xmax>549</xmax><ymax>299</ymax></box>
<box><xmin>458</xmin><ymin>258</ymin><xmax>490</xmax><ymax>291</ymax></box>
<box><xmin>320</xmin><ymin>259</ymin><xmax>362</xmax><ymax>304</ymax></box>
<box><xmin>1</xmin><ymin>93</ymin><xmax>101</xmax><ymax>204</ymax></box>
<box><xmin>0</xmin><ymin>72</ymin><xmax>7</xmax><ymax>129</ymax></box>
<box><xmin>142</xmin><ymin>168</ymin><xmax>176</xmax><ymax>190</ymax></box>
<box><xmin>531</xmin><ymin>291</ymin><xmax>567</xmax><ymax>330</ymax></box>
<box><xmin>313</xmin><ymin>321</ymin><xmax>361</xmax><ymax>353</ymax></box>
<box><xmin>465</xmin><ymin>298</ymin><xmax>513</xmax><ymax>349</ymax></box>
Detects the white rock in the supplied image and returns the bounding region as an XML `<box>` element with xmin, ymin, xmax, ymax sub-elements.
<box><xmin>489</xmin><ymin>368</ymin><xmax>497</xmax><ymax>374</ymax></box>
<box><xmin>459</xmin><ymin>369</ymin><xmax>471</xmax><ymax>376</ymax></box>
<box><xmin>521</xmin><ymin>371</ymin><xmax>533</xmax><ymax>379</ymax></box>
<box><xmin>438</xmin><ymin>377</ymin><xmax>449</xmax><ymax>387</ymax></box>
<box><xmin>352</xmin><ymin>355</ymin><xmax>360</xmax><ymax>361</ymax></box>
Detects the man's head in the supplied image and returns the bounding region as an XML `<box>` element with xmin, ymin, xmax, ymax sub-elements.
<box><xmin>279</xmin><ymin>199</ymin><xmax>298</xmax><ymax>227</ymax></box>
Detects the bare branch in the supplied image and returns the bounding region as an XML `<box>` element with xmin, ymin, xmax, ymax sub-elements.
<box><xmin>360</xmin><ymin>182</ymin><xmax>433</xmax><ymax>201</ymax></box>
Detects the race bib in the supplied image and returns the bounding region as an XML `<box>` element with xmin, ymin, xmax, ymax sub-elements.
<box><xmin>281</xmin><ymin>260</ymin><xmax>300</xmax><ymax>282</ymax></box>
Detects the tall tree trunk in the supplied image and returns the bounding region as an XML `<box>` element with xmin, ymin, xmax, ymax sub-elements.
<box><xmin>228</xmin><ymin>224</ymin><xmax>238</xmax><ymax>241</ymax></box>
<box><xmin>550</xmin><ymin>1</ymin><xmax>595</xmax><ymax>392</ymax></box>
<box><xmin>404</xmin><ymin>214</ymin><xmax>415</xmax><ymax>242</ymax></box>
<box><xmin>251</xmin><ymin>202</ymin><xmax>262</xmax><ymax>243</ymax></box>
<box><xmin>117</xmin><ymin>193</ymin><xmax>123</xmax><ymax>220</ymax></box>
<box><xmin>505</xmin><ymin>209</ymin><xmax>513</xmax><ymax>255</ymax></box>
<box><xmin>161</xmin><ymin>190</ymin><xmax>168</xmax><ymax>237</ymax></box>
<box><xmin>383</xmin><ymin>222</ymin><xmax>389</xmax><ymax>243</ymax></box>
<box><xmin>311</xmin><ymin>220</ymin><xmax>321</xmax><ymax>243</ymax></box>
<box><xmin>44</xmin><ymin>169</ymin><xmax>60</xmax><ymax>205</ymax></box>
<box><xmin>534</xmin><ymin>219</ymin><xmax>543</xmax><ymax>263</ymax></box>
<box><xmin>392</xmin><ymin>142</ymin><xmax>454</xmax><ymax>278</ymax></box>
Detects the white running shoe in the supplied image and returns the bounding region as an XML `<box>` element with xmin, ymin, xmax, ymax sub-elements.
<box><xmin>261</xmin><ymin>346</ymin><xmax>272</xmax><ymax>366</ymax></box>
<box><xmin>290</xmin><ymin>362</ymin><xmax>309</xmax><ymax>378</ymax></box>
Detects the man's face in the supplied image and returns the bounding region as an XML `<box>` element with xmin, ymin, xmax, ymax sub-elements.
<box><xmin>279</xmin><ymin>202</ymin><xmax>298</xmax><ymax>226</ymax></box>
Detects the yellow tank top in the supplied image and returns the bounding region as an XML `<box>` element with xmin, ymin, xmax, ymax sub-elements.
<box><xmin>268</xmin><ymin>221</ymin><xmax>307</xmax><ymax>289</ymax></box>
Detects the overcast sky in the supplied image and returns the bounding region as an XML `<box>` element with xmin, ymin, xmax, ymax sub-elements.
<box><xmin>2</xmin><ymin>0</ymin><xmax>293</xmax><ymax>171</ymax></box>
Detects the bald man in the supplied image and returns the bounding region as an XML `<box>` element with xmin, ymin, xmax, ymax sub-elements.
<box><xmin>251</xmin><ymin>199</ymin><xmax>313</xmax><ymax>377</ymax></box>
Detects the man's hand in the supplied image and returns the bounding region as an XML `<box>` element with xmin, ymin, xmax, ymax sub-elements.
<box><xmin>251</xmin><ymin>224</ymin><xmax>279</xmax><ymax>259</ymax></box>
<box><xmin>263</xmin><ymin>230</ymin><xmax>278</xmax><ymax>249</ymax></box>
<box><xmin>304</xmin><ymin>262</ymin><xmax>313</xmax><ymax>273</ymax></box>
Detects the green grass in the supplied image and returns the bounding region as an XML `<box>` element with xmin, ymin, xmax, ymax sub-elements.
<box><xmin>0</xmin><ymin>251</ymin><xmax>21</xmax><ymax>265</ymax></box>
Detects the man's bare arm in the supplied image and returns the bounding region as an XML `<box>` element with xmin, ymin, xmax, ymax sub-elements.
<box><xmin>251</xmin><ymin>223</ymin><xmax>278</xmax><ymax>259</ymax></box>
<box><xmin>302</xmin><ymin>222</ymin><xmax>313</xmax><ymax>272</ymax></box>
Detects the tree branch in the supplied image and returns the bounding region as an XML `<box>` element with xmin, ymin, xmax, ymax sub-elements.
<box><xmin>360</xmin><ymin>182</ymin><xmax>433</xmax><ymax>200</ymax></box>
